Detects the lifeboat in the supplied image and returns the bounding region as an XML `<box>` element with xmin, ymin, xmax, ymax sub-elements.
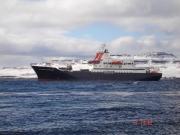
<box><xmin>111</xmin><ymin>60</ymin><xmax>123</xmax><ymax>65</ymax></box>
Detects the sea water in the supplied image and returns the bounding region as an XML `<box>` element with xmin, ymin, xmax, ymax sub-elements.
<box><xmin>0</xmin><ymin>78</ymin><xmax>180</xmax><ymax>135</ymax></box>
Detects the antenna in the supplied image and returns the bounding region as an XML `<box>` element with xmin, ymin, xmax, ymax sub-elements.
<box><xmin>100</xmin><ymin>43</ymin><xmax>106</xmax><ymax>52</ymax></box>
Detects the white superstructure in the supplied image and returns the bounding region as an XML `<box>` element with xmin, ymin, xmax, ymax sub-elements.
<box><xmin>90</xmin><ymin>49</ymin><xmax>148</xmax><ymax>73</ymax></box>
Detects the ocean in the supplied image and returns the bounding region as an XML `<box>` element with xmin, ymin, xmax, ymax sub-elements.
<box><xmin>0</xmin><ymin>78</ymin><xmax>180</xmax><ymax>135</ymax></box>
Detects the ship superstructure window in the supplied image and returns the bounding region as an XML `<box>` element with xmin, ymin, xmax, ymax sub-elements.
<box><xmin>152</xmin><ymin>60</ymin><xmax>168</xmax><ymax>64</ymax></box>
<box><xmin>134</xmin><ymin>60</ymin><xmax>148</xmax><ymax>64</ymax></box>
<box><xmin>124</xmin><ymin>63</ymin><xmax>132</xmax><ymax>65</ymax></box>
<box><xmin>173</xmin><ymin>60</ymin><xmax>180</xmax><ymax>64</ymax></box>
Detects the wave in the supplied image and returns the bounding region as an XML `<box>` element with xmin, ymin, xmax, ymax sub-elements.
<box><xmin>0</xmin><ymin>67</ymin><xmax>36</xmax><ymax>78</ymax></box>
<box><xmin>160</xmin><ymin>66</ymin><xmax>180</xmax><ymax>78</ymax></box>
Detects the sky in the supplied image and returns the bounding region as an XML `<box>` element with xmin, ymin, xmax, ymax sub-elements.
<box><xmin>0</xmin><ymin>0</ymin><xmax>180</xmax><ymax>66</ymax></box>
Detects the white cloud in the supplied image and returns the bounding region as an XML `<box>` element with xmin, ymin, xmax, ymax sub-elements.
<box><xmin>110</xmin><ymin>35</ymin><xmax>180</xmax><ymax>55</ymax></box>
<box><xmin>0</xmin><ymin>0</ymin><xmax>180</xmax><ymax>66</ymax></box>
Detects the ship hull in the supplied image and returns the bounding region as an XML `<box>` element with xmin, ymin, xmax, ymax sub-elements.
<box><xmin>32</xmin><ymin>66</ymin><xmax>162</xmax><ymax>81</ymax></box>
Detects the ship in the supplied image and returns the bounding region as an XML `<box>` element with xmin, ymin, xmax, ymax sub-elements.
<box><xmin>31</xmin><ymin>47</ymin><xmax>162</xmax><ymax>81</ymax></box>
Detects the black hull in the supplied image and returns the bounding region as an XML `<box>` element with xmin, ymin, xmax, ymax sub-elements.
<box><xmin>32</xmin><ymin>66</ymin><xmax>162</xmax><ymax>81</ymax></box>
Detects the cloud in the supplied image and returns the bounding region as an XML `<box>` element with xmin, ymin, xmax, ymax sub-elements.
<box><xmin>0</xmin><ymin>0</ymin><xmax>180</xmax><ymax>66</ymax></box>
<box><xmin>110</xmin><ymin>35</ymin><xmax>180</xmax><ymax>55</ymax></box>
<box><xmin>0</xmin><ymin>29</ymin><xmax>101</xmax><ymax>56</ymax></box>
<box><xmin>1</xmin><ymin>0</ymin><xmax>180</xmax><ymax>31</ymax></box>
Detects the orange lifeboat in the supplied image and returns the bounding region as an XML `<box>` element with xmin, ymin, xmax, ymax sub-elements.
<box><xmin>111</xmin><ymin>60</ymin><xmax>123</xmax><ymax>65</ymax></box>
